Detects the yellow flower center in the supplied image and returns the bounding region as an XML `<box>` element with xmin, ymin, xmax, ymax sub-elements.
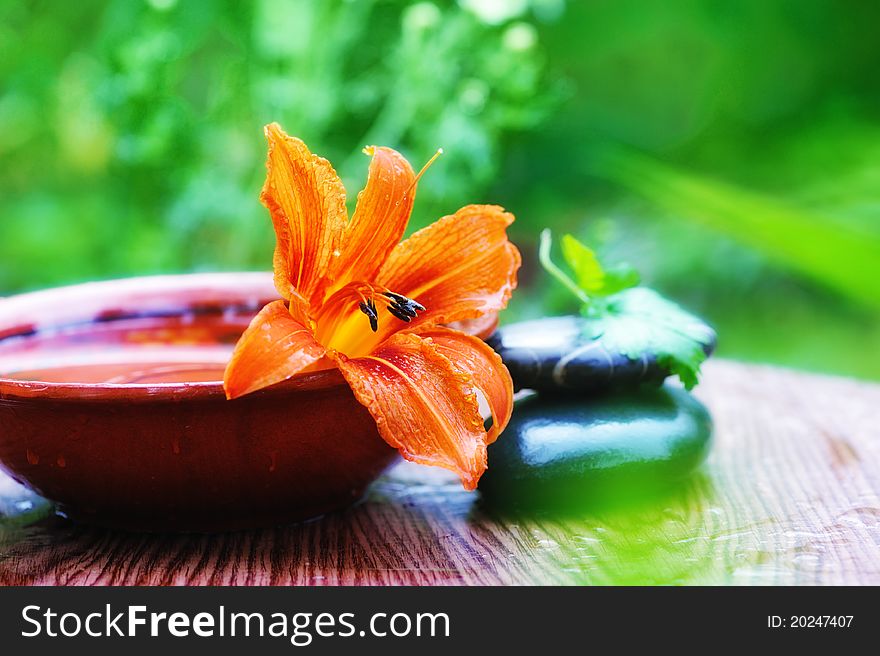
<box><xmin>314</xmin><ymin>282</ymin><xmax>425</xmax><ymax>355</ymax></box>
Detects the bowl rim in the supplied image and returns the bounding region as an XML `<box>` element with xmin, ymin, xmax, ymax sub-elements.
<box><xmin>0</xmin><ymin>272</ymin><xmax>345</xmax><ymax>402</ymax></box>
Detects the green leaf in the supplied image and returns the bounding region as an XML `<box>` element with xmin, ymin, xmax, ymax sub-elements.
<box><xmin>540</xmin><ymin>230</ymin><xmax>709</xmax><ymax>388</ymax></box>
<box><xmin>582</xmin><ymin>287</ymin><xmax>714</xmax><ymax>390</ymax></box>
<box><xmin>560</xmin><ymin>233</ymin><xmax>605</xmax><ymax>293</ymax></box>
<box><xmin>558</xmin><ymin>232</ymin><xmax>640</xmax><ymax>297</ymax></box>
<box><xmin>538</xmin><ymin>229</ymin><xmax>591</xmax><ymax>305</ymax></box>
<box><xmin>600</xmin><ymin>263</ymin><xmax>641</xmax><ymax>295</ymax></box>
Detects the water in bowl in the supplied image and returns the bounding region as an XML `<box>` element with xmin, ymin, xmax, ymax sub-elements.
<box><xmin>0</xmin><ymin>313</ymin><xmax>248</xmax><ymax>384</ymax></box>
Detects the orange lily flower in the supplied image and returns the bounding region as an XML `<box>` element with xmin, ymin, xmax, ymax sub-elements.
<box><xmin>223</xmin><ymin>123</ymin><xmax>521</xmax><ymax>489</ymax></box>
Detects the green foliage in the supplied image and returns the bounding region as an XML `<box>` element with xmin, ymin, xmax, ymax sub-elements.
<box><xmin>540</xmin><ymin>231</ymin><xmax>709</xmax><ymax>389</ymax></box>
<box><xmin>564</xmin><ymin>236</ymin><xmax>641</xmax><ymax>299</ymax></box>
<box><xmin>558</xmin><ymin>232</ymin><xmax>639</xmax><ymax>297</ymax></box>
<box><xmin>584</xmin><ymin>288</ymin><xmax>712</xmax><ymax>391</ymax></box>
<box><xmin>598</xmin><ymin>149</ymin><xmax>880</xmax><ymax>311</ymax></box>
<box><xmin>539</xmin><ymin>229</ymin><xmax>640</xmax><ymax>305</ymax></box>
<box><xmin>1</xmin><ymin>0</ymin><xmax>879</xmax><ymax>380</ymax></box>
<box><xmin>0</xmin><ymin>0</ymin><xmax>552</xmax><ymax>292</ymax></box>
<box><xmin>559</xmin><ymin>234</ymin><xmax>603</xmax><ymax>293</ymax></box>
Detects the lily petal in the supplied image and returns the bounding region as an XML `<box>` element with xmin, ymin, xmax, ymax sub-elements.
<box><xmin>330</xmin><ymin>146</ymin><xmax>416</xmax><ymax>285</ymax></box>
<box><xmin>224</xmin><ymin>300</ymin><xmax>326</xmax><ymax>399</ymax></box>
<box><xmin>261</xmin><ymin>123</ymin><xmax>347</xmax><ymax>305</ymax></box>
<box><xmin>417</xmin><ymin>327</ymin><xmax>513</xmax><ymax>444</ymax></box>
<box><xmin>446</xmin><ymin>311</ymin><xmax>500</xmax><ymax>340</ymax></box>
<box><xmin>376</xmin><ymin>205</ymin><xmax>520</xmax><ymax>338</ymax></box>
<box><xmin>333</xmin><ymin>333</ymin><xmax>488</xmax><ymax>489</ymax></box>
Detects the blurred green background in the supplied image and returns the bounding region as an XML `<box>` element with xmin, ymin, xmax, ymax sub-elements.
<box><xmin>2</xmin><ymin>0</ymin><xmax>879</xmax><ymax>379</ymax></box>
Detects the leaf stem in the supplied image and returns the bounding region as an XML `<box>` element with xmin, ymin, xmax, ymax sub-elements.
<box><xmin>538</xmin><ymin>229</ymin><xmax>591</xmax><ymax>305</ymax></box>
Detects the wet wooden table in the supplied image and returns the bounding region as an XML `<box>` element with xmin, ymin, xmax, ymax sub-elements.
<box><xmin>1</xmin><ymin>360</ymin><xmax>878</xmax><ymax>585</ymax></box>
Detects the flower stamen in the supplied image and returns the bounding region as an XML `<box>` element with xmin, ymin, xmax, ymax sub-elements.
<box><xmin>358</xmin><ymin>298</ymin><xmax>379</xmax><ymax>332</ymax></box>
<box><xmin>316</xmin><ymin>281</ymin><xmax>426</xmax><ymax>335</ymax></box>
<box><xmin>383</xmin><ymin>291</ymin><xmax>426</xmax><ymax>312</ymax></box>
<box><xmin>383</xmin><ymin>291</ymin><xmax>426</xmax><ymax>323</ymax></box>
<box><xmin>357</xmin><ymin>286</ymin><xmax>426</xmax><ymax>330</ymax></box>
<box><xmin>394</xmin><ymin>147</ymin><xmax>444</xmax><ymax>204</ymax></box>
<box><xmin>414</xmin><ymin>148</ymin><xmax>443</xmax><ymax>183</ymax></box>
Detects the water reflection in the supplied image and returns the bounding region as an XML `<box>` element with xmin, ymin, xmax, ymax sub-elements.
<box><xmin>1</xmin><ymin>465</ymin><xmax>731</xmax><ymax>586</ymax></box>
<box><xmin>474</xmin><ymin>472</ymin><xmax>723</xmax><ymax>585</ymax></box>
<box><xmin>0</xmin><ymin>474</ymin><xmax>54</xmax><ymax>539</ymax></box>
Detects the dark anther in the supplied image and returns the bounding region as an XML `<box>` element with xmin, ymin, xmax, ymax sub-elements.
<box><xmin>389</xmin><ymin>300</ymin><xmax>417</xmax><ymax>318</ymax></box>
<box><xmin>386</xmin><ymin>304</ymin><xmax>412</xmax><ymax>322</ymax></box>
<box><xmin>383</xmin><ymin>291</ymin><xmax>426</xmax><ymax>313</ymax></box>
<box><xmin>383</xmin><ymin>292</ymin><xmax>426</xmax><ymax>326</ymax></box>
<box><xmin>359</xmin><ymin>299</ymin><xmax>378</xmax><ymax>332</ymax></box>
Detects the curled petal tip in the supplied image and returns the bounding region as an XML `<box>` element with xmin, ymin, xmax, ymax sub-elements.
<box><xmin>263</xmin><ymin>122</ymin><xmax>283</xmax><ymax>139</ymax></box>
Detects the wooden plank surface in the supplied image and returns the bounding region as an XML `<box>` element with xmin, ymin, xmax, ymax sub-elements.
<box><xmin>1</xmin><ymin>359</ymin><xmax>879</xmax><ymax>585</ymax></box>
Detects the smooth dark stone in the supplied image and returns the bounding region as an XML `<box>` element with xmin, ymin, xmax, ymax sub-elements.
<box><xmin>480</xmin><ymin>385</ymin><xmax>713</xmax><ymax>512</ymax></box>
<box><xmin>488</xmin><ymin>315</ymin><xmax>716</xmax><ymax>392</ymax></box>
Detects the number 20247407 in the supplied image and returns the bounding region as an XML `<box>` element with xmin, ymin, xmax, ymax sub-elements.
<box><xmin>768</xmin><ymin>616</ymin><xmax>853</xmax><ymax>629</ymax></box>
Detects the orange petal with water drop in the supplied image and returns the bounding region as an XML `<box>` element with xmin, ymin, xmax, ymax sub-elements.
<box><xmin>261</xmin><ymin>123</ymin><xmax>348</xmax><ymax>305</ymax></box>
<box><xmin>329</xmin><ymin>146</ymin><xmax>416</xmax><ymax>286</ymax></box>
<box><xmin>375</xmin><ymin>205</ymin><xmax>520</xmax><ymax>341</ymax></box>
<box><xmin>417</xmin><ymin>327</ymin><xmax>513</xmax><ymax>444</ymax></box>
<box><xmin>223</xmin><ymin>300</ymin><xmax>326</xmax><ymax>399</ymax></box>
<box><xmin>333</xmin><ymin>332</ymin><xmax>489</xmax><ymax>490</ymax></box>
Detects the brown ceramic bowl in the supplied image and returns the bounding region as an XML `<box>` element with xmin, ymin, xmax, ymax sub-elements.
<box><xmin>0</xmin><ymin>273</ymin><xmax>397</xmax><ymax>532</ymax></box>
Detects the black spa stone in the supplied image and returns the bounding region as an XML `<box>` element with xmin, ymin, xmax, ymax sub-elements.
<box><xmin>479</xmin><ymin>385</ymin><xmax>712</xmax><ymax>511</ymax></box>
<box><xmin>487</xmin><ymin>315</ymin><xmax>716</xmax><ymax>392</ymax></box>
